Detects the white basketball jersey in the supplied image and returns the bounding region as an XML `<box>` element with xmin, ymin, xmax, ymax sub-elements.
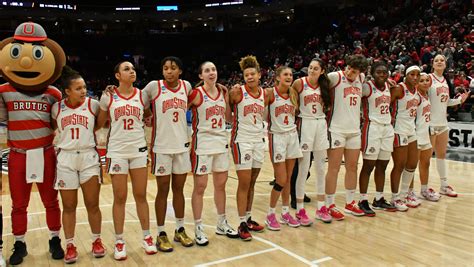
<box><xmin>391</xmin><ymin>82</ymin><xmax>419</xmax><ymax>135</ymax></box>
<box><xmin>298</xmin><ymin>77</ymin><xmax>325</xmax><ymax>119</ymax></box>
<box><xmin>191</xmin><ymin>86</ymin><xmax>227</xmax><ymax>154</ymax></box>
<box><xmin>53</xmin><ymin>97</ymin><xmax>98</xmax><ymax>150</ymax></box>
<box><xmin>416</xmin><ymin>93</ymin><xmax>431</xmax><ymax>143</ymax></box>
<box><xmin>362</xmin><ymin>80</ymin><xmax>391</xmax><ymax>125</ymax></box>
<box><xmin>151</xmin><ymin>79</ymin><xmax>189</xmax><ymax>154</ymax></box>
<box><xmin>327</xmin><ymin>71</ymin><xmax>363</xmax><ymax>133</ymax></box>
<box><xmin>100</xmin><ymin>88</ymin><xmax>148</xmax><ymax>158</ymax></box>
<box><xmin>428</xmin><ymin>73</ymin><xmax>449</xmax><ymax>126</ymax></box>
<box><xmin>231</xmin><ymin>85</ymin><xmax>265</xmax><ymax>143</ymax></box>
<box><xmin>268</xmin><ymin>87</ymin><xmax>296</xmax><ymax>133</ymax></box>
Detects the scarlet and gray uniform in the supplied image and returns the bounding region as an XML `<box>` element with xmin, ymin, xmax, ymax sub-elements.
<box><xmin>361</xmin><ymin>80</ymin><xmax>394</xmax><ymax>160</ymax></box>
<box><xmin>391</xmin><ymin>82</ymin><xmax>419</xmax><ymax>147</ymax></box>
<box><xmin>52</xmin><ymin>97</ymin><xmax>101</xmax><ymax>189</ymax></box>
<box><xmin>0</xmin><ymin>83</ymin><xmax>61</xmax><ymax>236</ymax></box>
<box><xmin>327</xmin><ymin>71</ymin><xmax>364</xmax><ymax>149</ymax></box>
<box><xmin>428</xmin><ymin>73</ymin><xmax>461</xmax><ymax>135</ymax></box>
<box><xmin>230</xmin><ymin>85</ymin><xmax>265</xmax><ymax>170</ymax></box>
<box><xmin>190</xmin><ymin>86</ymin><xmax>229</xmax><ymax>174</ymax></box>
<box><xmin>415</xmin><ymin>93</ymin><xmax>432</xmax><ymax>150</ymax></box>
<box><xmin>267</xmin><ymin>87</ymin><xmax>302</xmax><ymax>162</ymax></box>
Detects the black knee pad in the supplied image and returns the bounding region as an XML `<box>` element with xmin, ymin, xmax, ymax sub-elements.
<box><xmin>273</xmin><ymin>183</ymin><xmax>283</xmax><ymax>192</ymax></box>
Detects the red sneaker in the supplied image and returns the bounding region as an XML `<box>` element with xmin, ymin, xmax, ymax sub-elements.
<box><xmin>92</xmin><ymin>238</ymin><xmax>106</xmax><ymax>258</ymax></box>
<box><xmin>344</xmin><ymin>201</ymin><xmax>365</xmax><ymax>216</ymax></box>
<box><xmin>64</xmin><ymin>243</ymin><xmax>78</xmax><ymax>264</ymax></box>
<box><xmin>246</xmin><ymin>217</ymin><xmax>265</xmax><ymax>232</ymax></box>
<box><xmin>238</xmin><ymin>222</ymin><xmax>252</xmax><ymax>241</ymax></box>
<box><xmin>328</xmin><ymin>204</ymin><xmax>345</xmax><ymax>221</ymax></box>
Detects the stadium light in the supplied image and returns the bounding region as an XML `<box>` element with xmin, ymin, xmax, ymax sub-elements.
<box><xmin>115</xmin><ymin>7</ymin><xmax>140</xmax><ymax>11</ymax></box>
<box><xmin>157</xmin><ymin>5</ymin><xmax>178</xmax><ymax>11</ymax></box>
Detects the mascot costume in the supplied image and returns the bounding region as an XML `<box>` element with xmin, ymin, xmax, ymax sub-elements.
<box><xmin>0</xmin><ymin>22</ymin><xmax>65</xmax><ymax>265</ymax></box>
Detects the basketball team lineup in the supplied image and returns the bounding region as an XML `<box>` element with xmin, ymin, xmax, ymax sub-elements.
<box><xmin>0</xmin><ymin>22</ymin><xmax>473</xmax><ymax>266</ymax></box>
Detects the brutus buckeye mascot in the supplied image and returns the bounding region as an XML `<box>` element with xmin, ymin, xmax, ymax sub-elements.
<box><xmin>0</xmin><ymin>22</ymin><xmax>65</xmax><ymax>265</ymax></box>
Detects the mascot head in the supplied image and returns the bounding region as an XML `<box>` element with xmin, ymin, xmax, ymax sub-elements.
<box><xmin>0</xmin><ymin>22</ymin><xmax>66</xmax><ymax>91</ymax></box>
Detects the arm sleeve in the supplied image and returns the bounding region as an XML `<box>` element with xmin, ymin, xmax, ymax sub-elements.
<box><xmin>90</xmin><ymin>99</ymin><xmax>100</xmax><ymax>115</ymax></box>
<box><xmin>141</xmin><ymin>89</ymin><xmax>150</xmax><ymax>107</ymax></box>
<box><xmin>99</xmin><ymin>93</ymin><xmax>110</xmax><ymax>111</ymax></box>
<box><xmin>327</xmin><ymin>72</ymin><xmax>340</xmax><ymax>88</ymax></box>
<box><xmin>51</xmin><ymin>102</ymin><xmax>59</xmax><ymax>119</ymax></box>
<box><xmin>143</xmin><ymin>81</ymin><xmax>158</xmax><ymax>100</ymax></box>
<box><xmin>362</xmin><ymin>82</ymin><xmax>371</xmax><ymax>97</ymax></box>
<box><xmin>447</xmin><ymin>97</ymin><xmax>462</xmax><ymax>106</ymax></box>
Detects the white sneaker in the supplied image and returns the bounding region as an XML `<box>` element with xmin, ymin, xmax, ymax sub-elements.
<box><xmin>0</xmin><ymin>254</ymin><xmax>5</xmax><ymax>267</ymax></box>
<box><xmin>421</xmin><ymin>188</ymin><xmax>441</xmax><ymax>202</ymax></box>
<box><xmin>405</xmin><ymin>191</ymin><xmax>420</xmax><ymax>208</ymax></box>
<box><xmin>391</xmin><ymin>199</ymin><xmax>408</xmax><ymax>212</ymax></box>
<box><xmin>142</xmin><ymin>235</ymin><xmax>158</xmax><ymax>255</ymax></box>
<box><xmin>114</xmin><ymin>240</ymin><xmax>127</xmax><ymax>261</ymax></box>
<box><xmin>440</xmin><ymin>185</ymin><xmax>458</xmax><ymax>197</ymax></box>
<box><xmin>194</xmin><ymin>225</ymin><xmax>209</xmax><ymax>246</ymax></box>
<box><xmin>216</xmin><ymin>219</ymin><xmax>239</xmax><ymax>238</ymax></box>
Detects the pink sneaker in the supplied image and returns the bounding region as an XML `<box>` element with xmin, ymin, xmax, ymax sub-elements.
<box><xmin>295</xmin><ymin>208</ymin><xmax>313</xmax><ymax>226</ymax></box>
<box><xmin>264</xmin><ymin>213</ymin><xmax>281</xmax><ymax>231</ymax></box>
<box><xmin>315</xmin><ymin>206</ymin><xmax>332</xmax><ymax>223</ymax></box>
<box><xmin>280</xmin><ymin>213</ymin><xmax>300</xmax><ymax>228</ymax></box>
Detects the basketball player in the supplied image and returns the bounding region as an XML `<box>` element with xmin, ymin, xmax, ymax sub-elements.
<box><xmin>265</xmin><ymin>66</ymin><xmax>303</xmax><ymax>231</ymax></box>
<box><xmin>188</xmin><ymin>61</ymin><xmax>238</xmax><ymax>245</ymax></box>
<box><xmin>412</xmin><ymin>73</ymin><xmax>440</xmax><ymax>202</ymax></box>
<box><xmin>390</xmin><ymin>66</ymin><xmax>421</xmax><ymax>211</ymax></box>
<box><xmin>229</xmin><ymin>55</ymin><xmax>268</xmax><ymax>241</ymax></box>
<box><xmin>325</xmin><ymin>55</ymin><xmax>368</xmax><ymax>220</ymax></box>
<box><xmin>97</xmin><ymin>61</ymin><xmax>157</xmax><ymax>260</ymax></box>
<box><xmin>292</xmin><ymin>58</ymin><xmax>332</xmax><ymax>225</ymax></box>
<box><xmin>142</xmin><ymin>56</ymin><xmax>194</xmax><ymax>252</ymax></box>
<box><xmin>428</xmin><ymin>54</ymin><xmax>469</xmax><ymax>197</ymax></box>
<box><xmin>51</xmin><ymin>67</ymin><xmax>105</xmax><ymax>263</ymax></box>
<box><xmin>359</xmin><ymin>61</ymin><xmax>397</xmax><ymax>215</ymax></box>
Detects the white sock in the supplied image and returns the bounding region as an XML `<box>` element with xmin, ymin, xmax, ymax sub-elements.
<box><xmin>317</xmin><ymin>201</ymin><xmax>325</xmax><ymax>210</ymax></box>
<box><xmin>282</xmin><ymin>206</ymin><xmax>289</xmax><ymax>215</ymax></box>
<box><xmin>375</xmin><ymin>191</ymin><xmax>383</xmax><ymax>201</ymax></box>
<box><xmin>421</xmin><ymin>184</ymin><xmax>428</xmax><ymax>192</ymax></box>
<box><xmin>15</xmin><ymin>235</ymin><xmax>25</xmax><ymax>243</ymax></box>
<box><xmin>400</xmin><ymin>169</ymin><xmax>415</xmax><ymax>196</ymax></box>
<box><xmin>391</xmin><ymin>193</ymin><xmax>399</xmax><ymax>201</ymax></box>
<box><xmin>157</xmin><ymin>225</ymin><xmax>165</xmax><ymax>234</ymax></box>
<box><xmin>92</xmin><ymin>233</ymin><xmax>100</xmax><ymax>242</ymax></box>
<box><xmin>49</xmin><ymin>231</ymin><xmax>60</xmax><ymax>239</ymax></box>
<box><xmin>360</xmin><ymin>193</ymin><xmax>368</xmax><ymax>201</ymax></box>
<box><xmin>296</xmin><ymin>202</ymin><xmax>304</xmax><ymax>211</ymax></box>
<box><xmin>195</xmin><ymin>219</ymin><xmax>202</xmax><ymax>228</ymax></box>
<box><xmin>326</xmin><ymin>194</ymin><xmax>335</xmax><ymax>206</ymax></box>
<box><xmin>245</xmin><ymin>211</ymin><xmax>251</xmax><ymax>221</ymax></box>
<box><xmin>345</xmin><ymin>189</ymin><xmax>355</xmax><ymax>204</ymax></box>
<box><xmin>436</xmin><ymin>158</ymin><xmax>447</xmax><ymax>182</ymax></box>
<box><xmin>239</xmin><ymin>216</ymin><xmax>246</xmax><ymax>223</ymax></box>
<box><xmin>66</xmin><ymin>238</ymin><xmax>75</xmax><ymax>245</ymax></box>
<box><xmin>142</xmin><ymin>229</ymin><xmax>151</xmax><ymax>238</ymax></box>
<box><xmin>217</xmin><ymin>214</ymin><xmax>226</xmax><ymax>224</ymax></box>
<box><xmin>115</xmin><ymin>234</ymin><xmax>124</xmax><ymax>241</ymax></box>
<box><xmin>440</xmin><ymin>178</ymin><xmax>449</xmax><ymax>188</ymax></box>
<box><xmin>176</xmin><ymin>218</ymin><xmax>184</xmax><ymax>230</ymax></box>
<box><xmin>268</xmin><ymin>207</ymin><xmax>276</xmax><ymax>215</ymax></box>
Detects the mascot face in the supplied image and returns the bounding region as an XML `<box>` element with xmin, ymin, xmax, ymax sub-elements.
<box><xmin>0</xmin><ymin>22</ymin><xmax>66</xmax><ymax>91</ymax></box>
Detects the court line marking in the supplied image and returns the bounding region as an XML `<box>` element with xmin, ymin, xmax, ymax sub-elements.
<box><xmin>312</xmin><ymin>256</ymin><xmax>333</xmax><ymax>264</ymax></box>
<box><xmin>3</xmin><ymin>220</ymin><xmax>324</xmax><ymax>266</ymax></box>
<box><xmin>194</xmin><ymin>247</ymin><xmax>279</xmax><ymax>267</ymax></box>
